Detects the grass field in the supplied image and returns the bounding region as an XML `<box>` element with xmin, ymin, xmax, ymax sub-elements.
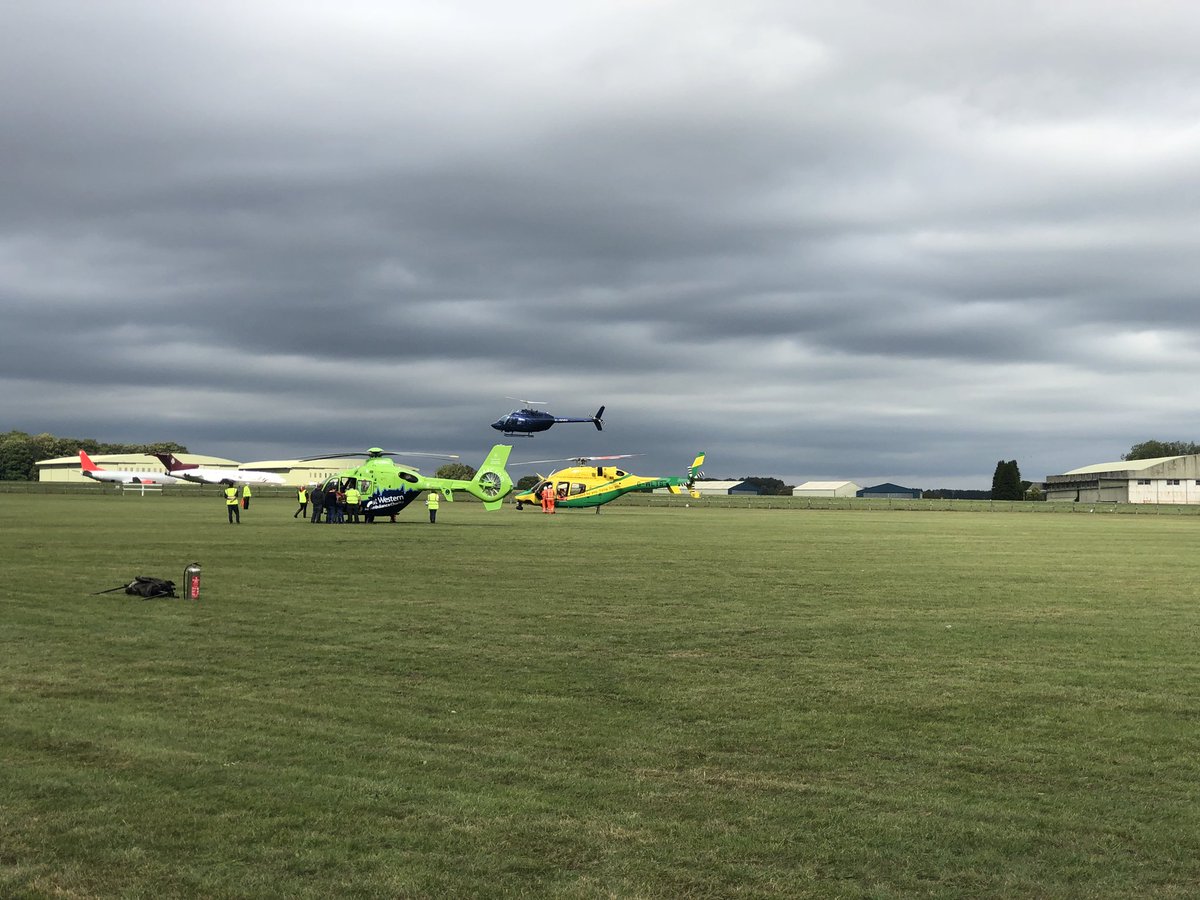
<box><xmin>3</xmin><ymin>491</ymin><xmax>1200</xmax><ymax>897</ymax></box>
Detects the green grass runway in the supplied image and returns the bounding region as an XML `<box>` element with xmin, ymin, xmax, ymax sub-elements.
<box><xmin>3</xmin><ymin>492</ymin><xmax>1200</xmax><ymax>897</ymax></box>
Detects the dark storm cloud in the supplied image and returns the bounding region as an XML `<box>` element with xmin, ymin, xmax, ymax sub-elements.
<box><xmin>4</xmin><ymin>0</ymin><xmax>1200</xmax><ymax>486</ymax></box>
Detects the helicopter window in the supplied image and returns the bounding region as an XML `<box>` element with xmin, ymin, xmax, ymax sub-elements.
<box><xmin>358</xmin><ymin>480</ymin><xmax>371</xmax><ymax>493</ymax></box>
<box><xmin>399</xmin><ymin>471</ymin><xmax>419</xmax><ymax>484</ymax></box>
<box><xmin>615</xmin><ymin>470</ymin><xmax>626</xmax><ymax>478</ymax></box>
<box><xmin>556</xmin><ymin>482</ymin><xmax>569</xmax><ymax>498</ymax></box>
<box><xmin>570</xmin><ymin>483</ymin><xmax>587</xmax><ymax>495</ymax></box>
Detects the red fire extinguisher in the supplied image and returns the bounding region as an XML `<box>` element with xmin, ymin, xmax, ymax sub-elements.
<box><xmin>185</xmin><ymin>562</ymin><xmax>201</xmax><ymax>600</ymax></box>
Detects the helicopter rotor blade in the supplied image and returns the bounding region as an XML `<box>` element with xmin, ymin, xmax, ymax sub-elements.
<box><xmin>512</xmin><ymin>453</ymin><xmax>640</xmax><ymax>468</ymax></box>
<box><xmin>511</xmin><ymin>457</ymin><xmax>578</xmax><ymax>467</ymax></box>
<box><xmin>379</xmin><ymin>450</ymin><xmax>461</xmax><ymax>460</ymax></box>
<box><xmin>505</xmin><ymin>396</ymin><xmax>548</xmax><ymax>405</ymax></box>
<box><xmin>300</xmin><ymin>449</ymin><xmax>460</xmax><ymax>462</ymax></box>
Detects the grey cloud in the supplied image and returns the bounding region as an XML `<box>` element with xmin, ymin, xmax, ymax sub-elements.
<box><xmin>5</xmin><ymin>1</ymin><xmax>1200</xmax><ymax>487</ymax></box>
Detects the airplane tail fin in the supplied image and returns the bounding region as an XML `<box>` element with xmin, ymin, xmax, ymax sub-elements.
<box><xmin>593</xmin><ymin>406</ymin><xmax>605</xmax><ymax>431</ymax></box>
<box><xmin>79</xmin><ymin>450</ymin><xmax>100</xmax><ymax>471</ymax></box>
<box><xmin>152</xmin><ymin>452</ymin><xmax>190</xmax><ymax>472</ymax></box>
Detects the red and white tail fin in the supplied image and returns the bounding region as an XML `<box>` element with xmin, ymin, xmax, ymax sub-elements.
<box><xmin>79</xmin><ymin>450</ymin><xmax>101</xmax><ymax>471</ymax></box>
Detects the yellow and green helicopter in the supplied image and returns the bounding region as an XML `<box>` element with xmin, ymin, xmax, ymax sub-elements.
<box><xmin>304</xmin><ymin>444</ymin><xmax>513</xmax><ymax>520</ymax></box>
<box><xmin>512</xmin><ymin>451</ymin><xmax>705</xmax><ymax>510</ymax></box>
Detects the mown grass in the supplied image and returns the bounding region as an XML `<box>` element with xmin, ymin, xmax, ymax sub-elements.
<box><xmin>3</xmin><ymin>492</ymin><xmax>1200</xmax><ymax>897</ymax></box>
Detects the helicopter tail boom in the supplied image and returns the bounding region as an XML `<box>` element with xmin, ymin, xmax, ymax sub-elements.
<box><xmin>424</xmin><ymin>444</ymin><xmax>514</xmax><ymax>509</ymax></box>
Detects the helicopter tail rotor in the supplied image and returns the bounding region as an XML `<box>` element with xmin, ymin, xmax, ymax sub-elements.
<box><xmin>686</xmin><ymin>451</ymin><xmax>706</xmax><ymax>498</ymax></box>
<box><xmin>592</xmin><ymin>406</ymin><xmax>605</xmax><ymax>431</ymax></box>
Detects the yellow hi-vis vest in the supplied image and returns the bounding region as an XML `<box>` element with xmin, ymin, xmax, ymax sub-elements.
<box><xmin>224</xmin><ymin>487</ymin><xmax>239</xmax><ymax>505</ymax></box>
<box><xmin>242</xmin><ymin>485</ymin><xmax>251</xmax><ymax>497</ymax></box>
<box><xmin>345</xmin><ymin>488</ymin><xmax>361</xmax><ymax>504</ymax></box>
<box><xmin>426</xmin><ymin>492</ymin><xmax>439</xmax><ymax>510</ymax></box>
<box><xmin>298</xmin><ymin>488</ymin><xmax>307</xmax><ymax>502</ymax></box>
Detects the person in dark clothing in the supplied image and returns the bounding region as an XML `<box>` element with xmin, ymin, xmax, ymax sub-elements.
<box><xmin>224</xmin><ymin>485</ymin><xmax>240</xmax><ymax>524</ymax></box>
<box><xmin>309</xmin><ymin>484</ymin><xmax>324</xmax><ymax>523</ymax></box>
<box><xmin>325</xmin><ymin>484</ymin><xmax>339</xmax><ymax>523</ymax></box>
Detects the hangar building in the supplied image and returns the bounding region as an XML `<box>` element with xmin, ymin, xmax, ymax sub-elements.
<box><xmin>1043</xmin><ymin>455</ymin><xmax>1200</xmax><ymax>503</ymax></box>
<box><xmin>36</xmin><ymin>454</ymin><xmax>363</xmax><ymax>487</ymax></box>
<box><xmin>36</xmin><ymin>452</ymin><xmax>239</xmax><ymax>483</ymax></box>
<box><xmin>857</xmin><ymin>482</ymin><xmax>922</xmax><ymax>499</ymax></box>
<box><xmin>691</xmin><ymin>480</ymin><xmax>759</xmax><ymax>496</ymax></box>
<box><xmin>793</xmin><ymin>480</ymin><xmax>860</xmax><ymax>498</ymax></box>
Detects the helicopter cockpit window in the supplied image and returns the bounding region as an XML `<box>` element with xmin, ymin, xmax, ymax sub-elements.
<box><xmin>358</xmin><ymin>480</ymin><xmax>371</xmax><ymax>493</ymax></box>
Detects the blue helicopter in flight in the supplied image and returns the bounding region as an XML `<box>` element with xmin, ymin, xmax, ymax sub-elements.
<box><xmin>491</xmin><ymin>399</ymin><xmax>605</xmax><ymax>436</ymax></box>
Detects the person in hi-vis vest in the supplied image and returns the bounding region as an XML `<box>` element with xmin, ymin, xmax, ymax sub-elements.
<box><xmin>224</xmin><ymin>485</ymin><xmax>240</xmax><ymax>524</ymax></box>
<box><xmin>345</xmin><ymin>485</ymin><xmax>362</xmax><ymax>524</ymax></box>
<box><xmin>425</xmin><ymin>491</ymin><xmax>439</xmax><ymax>524</ymax></box>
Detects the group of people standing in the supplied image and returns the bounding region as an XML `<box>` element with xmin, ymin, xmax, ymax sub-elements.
<box><xmin>292</xmin><ymin>484</ymin><xmax>440</xmax><ymax>524</ymax></box>
<box><xmin>297</xmin><ymin>482</ymin><xmax>363</xmax><ymax>524</ymax></box>
<box><xmin>222</xmin><ymin>482</ymin><xmax>440</xmax><ymax>524</ymax></box>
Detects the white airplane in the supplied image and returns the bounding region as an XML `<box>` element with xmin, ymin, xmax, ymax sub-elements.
<box><xmin>78</xmin><ymin>450</ymin><xmax>184</xmax><ymax>485</ymax></box>
<box><xmin>152</xmin><ymin>452</ymin><xmax>286</xmax><ymax>485</ymax></box>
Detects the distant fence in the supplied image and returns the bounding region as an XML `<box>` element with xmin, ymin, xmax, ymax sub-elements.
<box><xmin>6</xmin><ymin>481</ymin><xmax>1200</xmax><ymax>515</ymax></box>
<box><xmin>0</xmin><ymin>482</ymin><xmax>296</xmax><ymax>498</ymax></box>
<box><xmin>608</xmin><ymin>493</ymin><xmax>1200</xmax><ymax>515</ymax></box>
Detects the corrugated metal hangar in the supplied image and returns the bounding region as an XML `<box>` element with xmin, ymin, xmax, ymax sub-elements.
<box><xmin>690</xmin><ymin>480</ymin><xmax>759</xmax><ymax>496</ymax></box>
<box><xmin>35</xmin><ymin>454</ymin><xmax>363</xmax><ymax>487</ymax></box>
<box><xmin>1044</xmin><ymin>455</ymin><xmax>1200</xmax><ymax>503</ymax></box>
<box><xmin>793</xmin><ymin>480</ymin><xmax>860</xmax><ymax>498</ymax></box>
<box><xmin>36</xmin><ymin>453</ymin><xmax>236</xmax><ymax>483</ymax></box>
<box><xmin>857</xmin><ymin>482</ymin><xmax>922</xmax><ymax>499</ymax></box>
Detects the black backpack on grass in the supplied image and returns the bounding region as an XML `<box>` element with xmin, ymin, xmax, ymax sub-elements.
<box><xmin>93</xmin><ymin>576</ymin><xmax>178</xmax><ymax>599</ymax></box>
<box><xmin>125</xmin><ymin>577</ymin><xmax>177</xmax><ymax>598</ymax></box>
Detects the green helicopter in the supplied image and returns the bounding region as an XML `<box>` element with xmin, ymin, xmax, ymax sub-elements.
<box><xmin>303</xmin><ymin>444</ymin><xmax>513</xmax><ymax>519</ymax></box>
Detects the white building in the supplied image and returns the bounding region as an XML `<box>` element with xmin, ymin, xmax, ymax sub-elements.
<box><xmin>792</xmin><ymin>480</ymin><xmax>861</xmax><ymax>498</ymax></box>
<box><xmin>1044</xmin><ymin>455</ymin><xmax>1200</xmax><ymax>503</ymax></box>
<box><xmin>690</xmin><ymin>480</ymin><xmax>759</xmax><ymax>496</ymax></box>
<box><xmin>36</xmin><ymin>453</ymin><xmax>362</xmax><ymax>487</ymax></box>
<box><xmin>36</xmin><ymin>452</ymin><xmax>238</xmax><ymax>483</ymax></box>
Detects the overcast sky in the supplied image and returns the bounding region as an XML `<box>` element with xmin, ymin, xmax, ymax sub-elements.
<box><xmin>3</xmin><ymin>1</ymin><xmax>1199</xmax><ymax>487</ymax></box>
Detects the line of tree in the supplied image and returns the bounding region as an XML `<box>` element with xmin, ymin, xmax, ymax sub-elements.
<box><xmin>0</xmin><ymin>430</ymin><xmax>187</xmax><ymax>482</ymax></box>
<box><xmin>1122</xmin><ymin>440</ymin><xmax>1200</xmax><ymax>460</ymax></box>
<box><xmin>434</xmin><ymin>463</ymin><xmax>477</xmax><ymax>481</ymax></box>
<box><xmin>734</xmin><ymin>476</ymin><xmax>793</xmax><ymax>496</ymax></box>
<box><xmin>922</xmin><ymin>488</ymin><xmax>993</xmax><ymax>500</ymax></box>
